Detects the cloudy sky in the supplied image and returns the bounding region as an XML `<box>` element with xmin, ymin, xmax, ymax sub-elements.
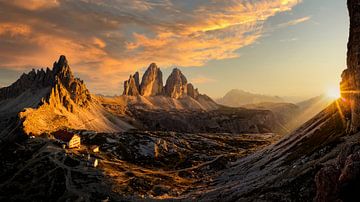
<box><xmin>0</xmin><ymin>0</ymin><xmax>348</xmax><ymax>99</ymax></box>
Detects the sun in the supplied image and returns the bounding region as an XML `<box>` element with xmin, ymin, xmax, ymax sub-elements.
<box><xmin>326</xmin><ymin>86</ymin><xmax>341</xmax><ymax>99</ymax></box>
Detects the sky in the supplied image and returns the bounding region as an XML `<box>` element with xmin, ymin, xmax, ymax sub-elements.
<box><xmin>0</xmin><ymin>0</ymin><xmax>349</xmax><ymax>100</ymax></box>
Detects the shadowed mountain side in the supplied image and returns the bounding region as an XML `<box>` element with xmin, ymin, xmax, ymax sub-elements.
<box><xmin>192</xmin><ymin>99</ymin><xmax>351</xmax><ymax>201</ymax></box>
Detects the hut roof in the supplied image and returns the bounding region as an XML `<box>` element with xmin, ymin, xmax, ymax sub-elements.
<box><xmin>53</xmin><ymin>130</ymin><xmax>78</xmax><ymax>142</ymax></box>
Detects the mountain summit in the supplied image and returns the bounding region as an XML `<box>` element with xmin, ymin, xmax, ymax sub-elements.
<box><xmin>139</xmin><ymin>63</ymin><xmax>164</xmax><ymax>96</ymax></box>
<box><xmin>0</xmin><ymin>55</ymin><xmax>91</xmax><ymax>111</ymax></box>
<box><xmin>0</xmin><ymin>55</ymin><xmax>132</xmax><ymax>137</ymax></box>
<box><xmin>123</xmin><ymin>64</ymin><xmax>200</xmax><ymax>99</ymax></box>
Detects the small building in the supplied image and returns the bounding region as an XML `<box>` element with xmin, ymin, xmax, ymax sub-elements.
<box><xmin>53</xmin><ymin>130</ymin><xmax>81</xmax><ymax>148</ymax></box>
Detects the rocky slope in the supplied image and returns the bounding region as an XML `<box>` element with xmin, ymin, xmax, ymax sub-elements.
<box><xmin>188</xmin><ymin>1</ymin><xmax>360</xmax><ymax>201</ymax></box>
<box><xmin>0</xmin><ymin>130</ymin><xmax>278</xmax><ymax>201</ymax></box>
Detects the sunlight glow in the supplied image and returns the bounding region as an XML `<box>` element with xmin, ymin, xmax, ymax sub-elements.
<box><xmin>326</xmin><ymin>86</ymin><xmax>341</xmax><ymax>99</ymax></box>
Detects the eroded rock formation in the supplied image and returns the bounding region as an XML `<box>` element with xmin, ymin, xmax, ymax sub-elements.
<box><xmin>51</xmin><ymin>55</ymin><xmax>91</xmax><ymax>108</ymax></box>
<box><xmin>164</xmin><ymin>68</ymin><xmax>188</xmax><ymax>98</ymax></box>
<box><xmin>0</xmin><ymin>55</ymin><xmax>91</xmax><ymax>112</ymax></box>
<box><xmin>186</xmin><ymin>83</ymin><xmax>199</xmax><ymax>99</ymax></box>
<box><xmin>123</xmin><ymin>72</ymin><xmax>140</xmax><ymax>96</ymax></box>
<box><xmin>340</xmin><ymin>0</ymin><xmax>360</xmax><ymax>133</ymax></box>
<box><xmin>140</xmin><ymin>63</ymin><xmax>164</xmax><ymax>96</ymax></box>
<box><xmin>123</xmin><ymin>65</ymin><xmax>201</xmax><ymax>99</ymax></box>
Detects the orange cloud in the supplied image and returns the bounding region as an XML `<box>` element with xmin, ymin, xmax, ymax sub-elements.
<box><xmin>0</xmin><ymin>23</ymin><xmax>31</xmax><ymax>37</ymax></box>
<box><xmin>8</xmin><ymin>0</ymin><xmax>59</xmax><ymax>10</ymax></box>
<box><xmin>0</xmin><ymin>0</ymin><xmax>302</xmax><ymax>95</ymax></box>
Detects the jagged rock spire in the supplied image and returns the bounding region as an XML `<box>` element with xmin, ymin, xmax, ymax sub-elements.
<box><xmin>164</xmin><ymin>68</ymin><xmax>188</xmax><ymax>99</ymax></box>
<box><xmin>122</xmin><ymin>64</ymin><xmax>201</xmax><ymax>99</ymax></box>
<box><xmin>139</xmin><ymin>63</ymin><xmax>164</xmax><ymax>96</ymax></box>
<box><xmin>50</xmin><ymin>55</ymin><xmax>91</xmax><ymax>109</ymax></box>
<box><xmin>123</xmin><ymin>72</ymin><xmax>140</xmax><ymax>96</ymax></box>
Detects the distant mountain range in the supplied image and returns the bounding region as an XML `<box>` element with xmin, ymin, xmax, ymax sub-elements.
<box><xmin>217</xmin><ymin>89</ymin><xmax>284</xmax><ymax>106</ymax></box>
<box><xmin>216</xmin><ymin>89</ymin><xmax>333</xmax><ymax>132</ymax></box>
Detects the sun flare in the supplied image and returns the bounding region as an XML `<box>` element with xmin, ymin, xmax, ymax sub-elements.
<box><xmin>326</xmin><ymin>86</ymin><xmax>341</xmax><ymax>99</ymax></box>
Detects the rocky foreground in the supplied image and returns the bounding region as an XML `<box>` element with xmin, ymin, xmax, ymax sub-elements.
<box><xmin>0</xmin><ymin>131</ymin><xmax>277</xmax><ymax>201</ymax></box>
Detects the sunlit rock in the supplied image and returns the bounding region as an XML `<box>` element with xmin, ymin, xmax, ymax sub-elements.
<box><xmin>140</xmin><ymin>63</ymin><xmax>164</xmax><ymax>96</ymax></box>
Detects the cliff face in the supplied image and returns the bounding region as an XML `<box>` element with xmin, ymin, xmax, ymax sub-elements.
<box><xmin>164</xmin><ymin>68</ymin><xmax>188</xmax><ymax>98</ymax></box>
<box><xmin>123</xmin><ymin>72</ymin><xmax>140</xmax><ymax>96</ymax></box>
<box><xmin>139</xmin><ymin>63</ymin><xmax>164</xmax><ymax>96</ymax></box>
<box><xmin>340</xmin><ymin>0</ymin><xmax>360</xmax><ymax>133</ymax></box>
<box><xmin>123</xmin><ymin>65</ymin><xmax>201</xmax><ymax>99</ymax></box>
<box><xmin>50</xmin><ymin>56</ymin><xmax>91</xmax><ymax>110</ymax></box>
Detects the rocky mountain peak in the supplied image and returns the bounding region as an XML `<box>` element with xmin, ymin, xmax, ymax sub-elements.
<box><xmin>340</xmin><ymin>0</ymin><xmax>360</xmax><ymax>133</ymax></box>
<box><xmin>123</xmin><ymin>72</ymin><xmax>140</xmax><ymax>96</ymax></box>
<box><xmin>164</xmin><ymin>68</ymin><xmax>188</xmax><ymax>98</ymax></box>
<box><xmin>49</xmin><ymin>55</ymin><xmax>91</xmax><ymax>110</ymax></box>
<box><xmin>139</xmin><ymin>63</ymin><xmax>163</xmax><ymax>96</ymax></box>
<box><xmin>122</xmin><ymin>64</ymin><xmax>202</xmax><ymax>99</ymax></box>
<box><xmin>0</xmin><ymin>55</ymin><xmax>91</xmax><ymax>111</ymax></box>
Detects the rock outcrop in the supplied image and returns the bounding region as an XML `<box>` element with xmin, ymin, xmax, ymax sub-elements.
<box><xmin>140</xmin><ymin>63</ymin><xmax>163</xmax><ymax>96</ymax></box>
<box><xmin>123</xmin><ymin>65</ymin><xmax>201</xmax><ymax>99</ymax></box>
<box><xmin>123</xmin><ymin>72</ymin><xmax>140</xmax><ymax>96</ymax></box>
<box><xmin>340</xmin><ymin>0</ymin><xmax>360</xmax><ymax>133</ymax></box>
<box><xmin>164</xmin><ymin>68</ymin><xmax>188</xmax><ymax>98</ymax></box>
<box><xmin>186</xmin><ymin>83</ymin><xmax>199</xmax><ymax>99</ymax></box>
<box><xmin>50</xmin><ymin>55</ymin><xmax>91</xmax><ymax>109</ymax></box>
